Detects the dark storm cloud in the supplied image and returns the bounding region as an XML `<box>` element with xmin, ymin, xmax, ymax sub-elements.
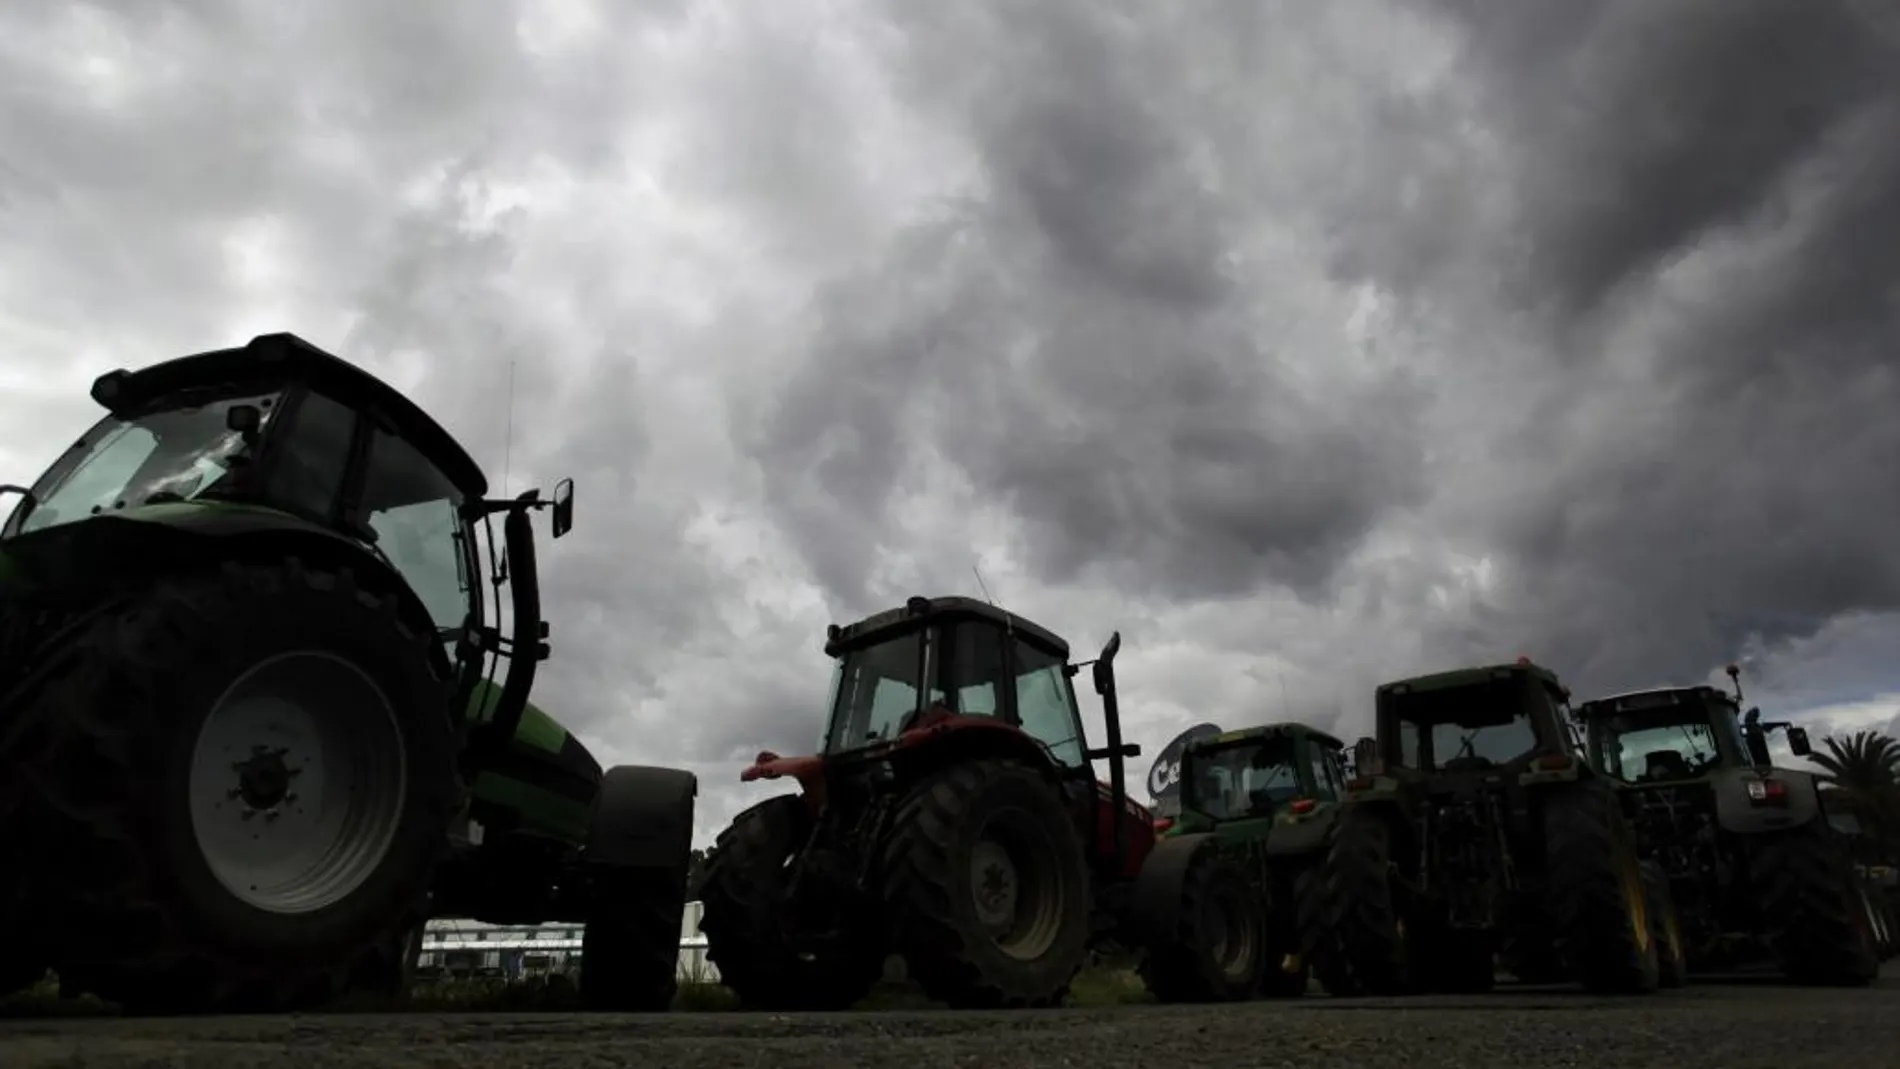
<box><xmin>1399</xmin><ymin>0</ymin><xmax>1900</xmax><ymax>694</ymax></box>
<box><xmin>750</xmin><ymin>3</ymin><xmax>1433</xmax><ymax>612</ymax></box>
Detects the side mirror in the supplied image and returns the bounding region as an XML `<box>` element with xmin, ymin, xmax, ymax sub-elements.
<box><xmin>226</xmin><ymin>403</ymin><xmax>263</xmax><ymax>446</ymax></box>
<box><xmin>1787</xmin><ymin>726</ymin><xmax>1812</xmax><ymax>758</ymax></box>
<box><xmin>1092</xmin><ymin>631</ymin><xmax>1122</xmax><ymax>695</ymax></box>
<box><xmin>550</xmin><ymin>478</ymin><xmax>574</xmax><ymax>539</ymax></box>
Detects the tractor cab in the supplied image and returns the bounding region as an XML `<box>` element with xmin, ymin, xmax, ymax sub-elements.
<box><xmin>0</xmin><ymin>333</ymin><xmax>573</xmax><ymax>760</ymax></box>
<box><xmin>1574</xmin><ymin>667</ymin><xmax>1812</xmax><ymax>785</ymax></box>
<box><xmin>1177</xmin><ymin>723</ymin><xmax>1349</xmax><ymax>824</ymax></box>
<box><xmin>818</xmin><ymin>595</ymin><xmax>1090</xmax><ymax>768</ymax></box>
<box><xmin>1368</xmin><ymin>658</ymin><xmax>1578</xmax><ymax>784</ymax></box>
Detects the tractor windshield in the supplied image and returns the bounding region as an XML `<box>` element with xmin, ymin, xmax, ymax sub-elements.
<box><xmin>1181</xmin><ymin>735</ymin><xmax>1303</xmax><ymax>820</ymax></box>
<box><xmin>1390</xmin><ymin>677</ymin><xmax>1543</xmax><ymax>771</ymax></box>
<box><xmin>12</xmin><ymin>391</ymin><xmax>281</xmax><ymax>537</ymax></box>
<box><xmin>1586</xmin><ymin>693</ymin><xmax>1745</xmax><ymax>782</ymax></box>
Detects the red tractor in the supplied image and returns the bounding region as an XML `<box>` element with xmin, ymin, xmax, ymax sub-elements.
<box><xmin>697</xmin><ymin>596</ymin><xmax>1156</xmax><ymax>1009</ymax></box>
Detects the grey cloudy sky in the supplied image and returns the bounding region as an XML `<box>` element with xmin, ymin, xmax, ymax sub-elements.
<box><xmin>3</xmin><ymin>0</ymin><xmax>1896</xmax><ymax>843</ymax></box>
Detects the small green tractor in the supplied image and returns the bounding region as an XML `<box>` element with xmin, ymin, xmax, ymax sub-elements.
<box><xmin>1299</xmin><ymin>659</ymin><xmax>1680</xmax><ymax>997</ymax></box>
<box><xmin>1573</xmin><ymin>667</ymin><xmax>1880</xmax><ymax>985</ymax></box>
<box><xmin>0</xmin><ymin>333</ymin><xmax>698</xmax><ymax>1014</ymax></box>
<box><xmin>696</xmin><ymin>596</ymin><xmax>1168</xmax><ymax>1010</ymax></box>
<box><xmin>1137</xmin><ymin>721</ymin><xmax>1349</xmax><ymax>1002</ymax></box>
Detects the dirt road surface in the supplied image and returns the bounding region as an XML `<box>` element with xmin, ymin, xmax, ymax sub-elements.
<box><xmin>4</xmin><ymin>969</ymin><xmax>1895</xmax><ymax>1069</ymax></box>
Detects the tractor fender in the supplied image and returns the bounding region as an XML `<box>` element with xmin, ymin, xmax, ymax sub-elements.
<box><xmin>1129</xmin><ymin>832</ymin><xmax>1219</xmax><ymax>945</ymax></box>
<box><xmin>1710</xmin><ymin>766</ymin><xmax>1823</xmax><ymax>835</ymax></box>
<box><xmin>1265</xmin><ymin>804</ymin><xmax>1340</xmax><ymax>860</ymax></box>
<box><xmin>585</xmin><ymin>765</ymin><xmax>699</xmax><ymax>872</ymax></box>
<box><xmin>23</xmin><ymin>506</ymin><xmax>443</xmax><ymax>649</ymax></box>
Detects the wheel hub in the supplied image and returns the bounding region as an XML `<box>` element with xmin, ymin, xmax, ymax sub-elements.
<box><xmin>972</xmin><ymin>839</ymin><xmax>1019</xmax><ymax>931</ymax></box>
<box><xmin>233</xmin><ymin>745</ymin><xmax>300</xmax><ymax>812</ymax></box>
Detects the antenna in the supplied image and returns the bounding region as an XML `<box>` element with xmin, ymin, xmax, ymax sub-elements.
<box><xmin>500</xmin><ymin>358</ymin><xmax>518</xmax><ymax>498</ymax></box>
<box><xmin>972</xmin><ymin>565</ymin><xmax>996</xmax><ymax>605</ymax></box>
<box><xmin>972</xmin><ymin>563</ymin><xmax>1014</xmax><ymax>637</ymax></box>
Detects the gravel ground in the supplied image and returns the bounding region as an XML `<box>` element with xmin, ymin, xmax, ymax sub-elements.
<box><xmin>3</xmin><ymin>967</ymin><xmax>1895</xmax><ymax>1069</ymax></box>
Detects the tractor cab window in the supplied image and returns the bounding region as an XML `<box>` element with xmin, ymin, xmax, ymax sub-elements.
<box><xmin>825</xmin><ymin>629</ymin><xmax>929</xmax><ymax>751</ymax></box>
<box><xmin>1184</xmin><ymin>736</ymin><xmax>1300</xmax><ymax>819</ymax></box>
<box><xmin>1587</xmin><ymin>697</ymin><xmax>1731</xmax><ymax>783</ymax></box>
<box><xmin>13</xmin><ymin>391</ymin><xmax>281</xmax><ymax>536</ymax></box>
<box><xmin>1388</xmin><ymin>677</ymin><xmax>1541</xmax><ymax>771</ymax></box>
<box><xmin>358</xmin><ymin>426</ymin><xmax>473</xmax><ymax>635</ymax></box>
<box><xmin>932</xmin><ymin>623</ymin><xmax>1007</xmax><ymax>717</ymax></box>
<box><xmin>1310</xmin><ymin>745</ymin><xmax>1346</xmax><ymax>801</ymax></box>
<box><xmin>264</xmin><ymin>389</ymin><xmax>357</xmax><ymax>521</ymax></box>
<box><xmin>1014</xmin><ymin>638</ymin><xmax>1086</xmax><ymax>768</ymax></box>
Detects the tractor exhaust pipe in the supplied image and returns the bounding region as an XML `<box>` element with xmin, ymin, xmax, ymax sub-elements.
<box><xmin>1092</xmin><ymin>631</ymin><xmax>1129</xmax><ymax>873</ymax></box>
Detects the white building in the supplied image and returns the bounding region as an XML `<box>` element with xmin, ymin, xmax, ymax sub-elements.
<box><xmin>418</xmin><ymin>900</ymin><xmax>715</xmax><ymax>982</ymax></box>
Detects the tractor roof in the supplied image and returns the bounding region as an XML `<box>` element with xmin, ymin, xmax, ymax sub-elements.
<box><xmin>1575</xmin><ymin>684</ymin><xmax>1736</xmax><ymax>717</ymax></box>
<box><xmin>89</xmin><ymin>332</ymin><xmax>488</xmax><ymax>498</ymax></box>
<box><xmin>826</xmin><ymin>595</ymin><xmax>1069</xmax><ymax>657</ymax></box>
<box><xmin>1379</xmin><ymin>660</ymin><xmax>1565</xmax><ymax>696</ymax></box>
<box><xmin>1188</xmin><ymin>721</ymin><xmax>1345</xmax><ymax>754</ymax></box>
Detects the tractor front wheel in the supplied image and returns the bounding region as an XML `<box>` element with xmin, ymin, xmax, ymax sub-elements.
<box><xmin>1297</xmin><ymin>807</ymin><xmax>1411</xmax><ymax>996</ymax></box>
<box><xmin>11</xmin><ymin>559</ymin><xmax>460</xmax><ymax>1014</ymax></box>
<box><xmin>579</xmin><ymin>766</ymin><xmax>698</xmax><ymax>1012</ymax></box>
<box><xmin>881</xmin><ymin>760</ymin><xmax>1092</xmax><ymax>1009</ymax></box>
<box><xmin>1752</xmin><ymin>823</ymin><xmax>1879</xmax><ymax>986</ymax></box>
<box><xmin>1137</xmin><ymin>839</ymin><xmax>1266</xmax><ymax>1003</ymax></box>
<box><xmin>1542</xmin><ymin>784</ymin><xmax>1659</xmax><ymax>995</ymax></box>
<box><xmin>699</xmin><ymin>795</ymin><xmax>883</xmax><ymax>1011</ymax></box>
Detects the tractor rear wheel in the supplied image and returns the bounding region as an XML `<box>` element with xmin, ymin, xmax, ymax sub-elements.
<box><xmin>881</xmin><ymin>759</ymin><xmax>1091</xmax><ymax>1009</ymax></box>
<box><xmin>1752</xmin><ymin>823</ymin><xmax>1878</xmax><ymax>986</ymax></box>
<box><xmin>1138</xmin><ymin>840</ymin><xmax>1266</xmax><ymax>1003</ymax></box>
<box><xmin>1297</xmin><ymin>807</ymin><xmax>1411</xmax><ymax>996</ymax></box>
<box><xmin>1542</xmin><ymin>783</ymin><xmax>1659</xmax><ymax>995</ymax></box>
<box><xmin>1640</xmin><ymin>861</ymin><xmax>1687</xmax><ymax>989</ymax></box>
<box><xmin>10</xmin><ymin>559</ymin><xmax>459</xmax><ymax>1014</ymax></box>
<box><xmin>699</xmin><ymin>795</ymin><xmax>883</xmax><ymax>1011</ymax></box>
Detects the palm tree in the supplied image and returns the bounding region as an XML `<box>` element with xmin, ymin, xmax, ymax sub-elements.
<box><xmin>1812</xmin><ymin>731</ymin><xmax>1900</xmax><ymax>851</ymax></box>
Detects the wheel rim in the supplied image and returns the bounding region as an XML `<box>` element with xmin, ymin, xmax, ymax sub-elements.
<box><xmin>188</xmin><ymin>651</ymin><xmax>407</xmax><ymax>914</ymax></box>
<box><xmin>1205</xmin><ymin>881</ymin><xmax>1258</xmax><ymax>981</ymax></box>
<box><xmin>968</xmin><ymin>808</ymin><xmax>1064</xmax><ymax>961</ymax></box>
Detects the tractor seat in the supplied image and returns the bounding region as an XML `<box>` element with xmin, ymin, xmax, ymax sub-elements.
<box><xmin>1643</xmin><ymin>751</ymin><xmax>1693</xmax><ymax>782</ymax></box>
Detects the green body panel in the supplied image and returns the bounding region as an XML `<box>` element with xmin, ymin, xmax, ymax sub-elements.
<box><xmin>466</xmin><ymin>678</ymin><xmax>569</xmax><ymax>755</ymax></box>
<box><xmin>469</xmin><ymin>771</ymin><xmax>593</xmax><ymax>843</ymax></box>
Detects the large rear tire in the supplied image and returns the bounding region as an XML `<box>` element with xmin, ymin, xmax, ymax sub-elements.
<box><xmin>1297</xmin><ymin>807</ymin><xmax>1411</xmax><ymax>996</ymax></box>
<box><xmin>699</xmin><ymin>796</ymin><xmax>883</xmax><ymax>1011</ymax></box>
<box><xmin>1542</xmin><ymin>783</ymin><xmax>1659</xmax><ymax>995</ymax></box>
<box><xmin>1752</xmin><ymin>823</ymin><xmax>1879</xmax><ymax>987</ymax></box>
<box><xmin>1138</xmin><ymin>841</ymin><xmax>1266</xmax><ymax>1003</ymax></box>
<box><xmin>881</xmin><ymin>760</ymin><xmax>1092</xmax><ymax>1009</ymax></box>
<box><xmin>10</xmin><ymin>559</ymin><xmax>460</xmax><ymax>1014</ymax></box>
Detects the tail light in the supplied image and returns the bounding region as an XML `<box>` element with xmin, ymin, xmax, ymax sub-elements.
<box><xmin>1746</xmin><ymin>778</ymin><xmax>1789</xmax><ymax>806</ymax></box>
<box><xmin>1288</xmin><ymin>798</ymin><xmax>1317</xmax><ymax>815</ymax></box>
<box><xmin>1153</xmin><ymin>817</ymin><xmax>1175</xmax><ymax>833</ymax></box>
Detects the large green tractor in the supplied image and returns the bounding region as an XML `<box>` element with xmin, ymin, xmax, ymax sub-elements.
<box><xmin>1298</xmin><ymin>660</ymin><xmax>1679</xmax><ymax>997</ymax></box>
<box><xmin>1573</xmin><ymin>668</ymin><xmax>1880</xmax><ymax>985</ymax></box>
<box><xmin>1137</xmin><ymin>722</ymin><xmax>1349</xmax><ymax>1002</ymax></box>
<box><xmin>0</xmin><ymin>333</ymin><xmax>698</xmax><ymax>1014</ymax></box>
